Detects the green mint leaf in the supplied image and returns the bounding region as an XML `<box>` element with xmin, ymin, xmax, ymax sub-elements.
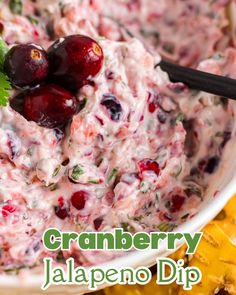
<box><xmin>0</xmin><ymin>37</ymin><xmax>9</xmax><ymax>71</ymax></box>
<box><xmin>0</xmin><ymin>72</ymin><xmax>11</xmax><ymax>106</ymax></box>
<box><xmin>9</xmin><ymin>0</ymin><xmax>22</xmax><ymax>15</ymax></box>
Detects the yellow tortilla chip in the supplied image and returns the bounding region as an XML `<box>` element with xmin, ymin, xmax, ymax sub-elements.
<box><xmin>179</xmin><ymin>223</ymin><xmax>236</xmax><ymax>295</ymax></box>
<box><xmin>214</xmin><ymin>194</ymin><xmax>236</xmax><ymax>241</ymax></box>
<box><xmin>169</xmin><ymin>245</ymin><xmax>188</xmax><ymax>265</ymax></box>
<box><xmin>99</xmin><ymin>195</ymin><xmax>236</xmax><ymax>295</ymax></box>
<box><xmin>103</xmin><ymin>274</ymin><xmax>179</xmax><ymax>295</ymax></box>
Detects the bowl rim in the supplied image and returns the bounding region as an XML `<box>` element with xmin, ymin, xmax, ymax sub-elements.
<box><xmin>0</xmin><ymin>170</ymin><xmax>236</xmax><ymax>289</ymax></box>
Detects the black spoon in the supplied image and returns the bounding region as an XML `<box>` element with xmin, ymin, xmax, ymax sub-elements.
<box><xmin>158</xmin><ymin>60</ymin><xmax>236</xmax><ymax>100</ymax></box>
<box><xmin>103</xmin><ymin>15</ymin><xmax>236</xmax><ymax>100</ymax></box>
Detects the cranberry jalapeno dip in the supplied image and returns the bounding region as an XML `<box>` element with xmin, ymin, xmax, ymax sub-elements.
<box><xmin>0</xmin><ymin>0</ymin><xmax>235</xmax><ymax>273</ymax></box>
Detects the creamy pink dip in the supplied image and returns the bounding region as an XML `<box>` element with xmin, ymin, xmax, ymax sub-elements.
<box><xmin>0</xmin><ymin>0</ymin><xmax>235</xmax><ymax>272</ymax></box>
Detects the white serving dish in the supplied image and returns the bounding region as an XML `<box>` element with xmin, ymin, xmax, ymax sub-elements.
<box><xmin>0</xmin><ymin>135</ymin><xmax>236</xmax><ymax>295</ymax></box>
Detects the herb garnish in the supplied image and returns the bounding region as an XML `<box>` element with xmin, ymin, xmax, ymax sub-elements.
<box><xmin>0</xmin><ymin>38</ymin><xmax>8</xmax><ymax>71</ymax></box>
<box><xmin>71</xmin><ymin>165</ymin><xmax>84</xmax><ymax>181</ymax></box>
<box><xmin>157</xmin><ymin>222</ymin><xmax>176</xmax><ymax>232</ymax></box>
<box><xmin>107</xmin><ymin>168</ymin><xmax>118</xmax><ymax>183</ymax></box>
<box><xmin>0</xmin><ymin>38</ymin><xmax>11</xmax><ymax>106</ymax></box>
<box><xmin>0</xmin><ymin>72</ymin><xmax>11</xmax><ymax>106</ymax></box>
<box><xmin>9</xmin><ymin>0</ymin><xmax>23</xmax><ymax>15</ymax></box>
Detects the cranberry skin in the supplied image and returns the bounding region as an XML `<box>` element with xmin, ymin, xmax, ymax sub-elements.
<box><xmin>169</xmin><ymin>195</ymin><xmax>185</xmax><ymax>213</ymax></box>
<box><xmin>137</xmin><ymin>159</ymin><xmax>160</xmax><ymax>176</ymax></box>
<box><xmin>54</xmin><ymin>206</ymin><xmax>69</xmax><ymax>220</ymax></box>
<box><xmin>48</xmin><ymin>35</ymin><xmax>104</xmax><ymax>90</ymax></box>
<box><xmin>71</xmin><ymin>191</ymin><xmax>88</xmax><ymax>210</ymax></box>
<box><xmin>2</xmin><ymin>204</ymin><xmax>16</xmax><ymax>217</ymax></box>
<box><xmin>10</xmin><ymin>91</ymin><xmax>25</xmax><ymax>114</ymax></box>
<box><xmin>4</xmin><ymin>44</ymin><xmax>49</xmax><ymax>88</ymax></box>
<box><xmin>93</xmin><ymin>217</ymin><xmax>103</xmax><ymax>230</ymax></box>
<box><xmin>54</xmin><ymin>197</ymin><xmax>70</xmax><ymax>219</ymax></box>
<box><xmin>23</xmin><ymin>84</ymin><xmax>77</xmax><ymax>128</ymax></box>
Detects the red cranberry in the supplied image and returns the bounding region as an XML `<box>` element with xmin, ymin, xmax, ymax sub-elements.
<box><xmin>23</xmin><ymin>84</ymin><xmax>77</xmax><ymax>128</ymax></box>
<box><xmin>71</xmin><ymin>191</ymin><xmax>88</xmax><ymax>210</ymax></box>
<box><xmin>93</xmin><ymin>217</ymin><xmax>103</xmax><ymax>230</ymax></box>
<box><xmin>147</xmin><ymin>92</ymin><xmax>159</xmax><ymax>113</ymax></box>
<box><xmin>137</xmin><ymin>159</ymin><xmax>160</xmax><ymax>176</ymax></box>
<box><xmin>48</xmin><ymin>35</ymin><xmax>104</xmax><ymax>90</ymax></box>
<box><xmin>4</xmin><ymin>44</ymin><xmax>49</xmax><ymax>88</ymax></box>
<box><xmin>54</xmin><ymin>205</ymin><xmax>69</xmax><ymax>220</ymax></box>
<box><xmin>0</xmin><ymin>22</ymin><xmax>4</xmax><ymax>34</ymax></box>
<box><xmin>169</xmin><ymin>195</ymin><xmax>185</xmax><ymax>213</ymax></box>
<box><xmin>58</xmin><ymin>196</ymin><xmax>65</xmax><ymax>207</ymax></box>
<box><xmin>2</xmin><ymin>204</ymin><xmax>16</xmax><ymax>217</ymax></box>
<box><xmin>10</xmin><ymin>91</ymin><xmax>25</xmax><ymax>114</ymax></box>
<box><xmin>54</xmin><ymin>197</ymin><xmax>69</xmax><ymax>219</ymax></box>
<box><xmin>148</xmin><ymin>102</ymin><xmax>157</xmax><ymax>113</ymax></box>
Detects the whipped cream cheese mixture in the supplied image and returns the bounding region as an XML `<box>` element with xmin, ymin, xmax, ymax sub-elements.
<box><xmin>0</xmin><ymin>0</ymin><xmax>236</xmax><ymax>272</ymax></box>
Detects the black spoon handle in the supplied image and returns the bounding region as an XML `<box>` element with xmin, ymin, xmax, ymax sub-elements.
<box><xmin>159</xmin><ymin>60</ymin><xmax>236</xmax><ymax>100</ymax></box>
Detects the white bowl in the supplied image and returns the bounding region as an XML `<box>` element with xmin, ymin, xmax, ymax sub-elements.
<box><xmin>1</xmin><ymin>135</ymin><xmax>236</xmax><ymax>295</ymax></box>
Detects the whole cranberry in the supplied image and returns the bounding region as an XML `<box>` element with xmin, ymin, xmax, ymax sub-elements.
<box><xmin>23</xmin><ymin>84</ymin><xmax>77</xmax><ymax>128</ymax></box>
<box><xmin>10</xmin><ymin>91</ymin><xmax>25</xmax><ymax>114</ymax></box>
<box><xmin>4</xmin><ymin>44</ymin><xmax>49</xmax><ymax>88</ymax></box>
<box><xmin>48</xmin><ymin>35</ymin><xmax>104</xmax><ymax>90</ymax></box>
<box><xmin>71</xmin><ymin>191</ymin><xmax>88</xmax><ymax>210</ymax></box>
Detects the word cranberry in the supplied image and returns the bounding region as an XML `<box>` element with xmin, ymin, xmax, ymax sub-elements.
<box><xmin>101</xmin><ymin>94</ymin><xmax>123</xmax><ymax>121</ymax></box>
<box><xmin>23</xmin><ymin>84</ymin><xmax>77</xmax><ymax>128</ymax></box>
<box><xmin>71</xmin><ymin>191</ymin><xmax>88</xmax><ymax>210</ymax></box>
<box><xmin>48</xmin><ymin>35</ymin><xmax>104</xmax><ymax>90</ymax></box>
<box><xmin>137</xmin><ymin>159</ymin><xmax>160</xmax><ymax>176</ymax></box>
<box><xmin>4</xmin><ymin>44</ymin><xmax>49</xmax><ymax>88</ymax></box>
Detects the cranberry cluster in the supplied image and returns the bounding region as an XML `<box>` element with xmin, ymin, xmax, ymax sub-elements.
<box><xmin>4</xmin><ymin>35</ymin><xmax>104</xmax><ymax>128</ymax></box>
<box><xmin>54</xmin><ymin>191</ymin><xmax>104</xmax><ymax>230</ymax></box>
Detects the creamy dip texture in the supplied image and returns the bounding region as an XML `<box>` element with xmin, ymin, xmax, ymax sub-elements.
<box><xmin>0</xmin><ymin>0</ymin><xmax>236</xmax><ymax>272</ymax></box>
